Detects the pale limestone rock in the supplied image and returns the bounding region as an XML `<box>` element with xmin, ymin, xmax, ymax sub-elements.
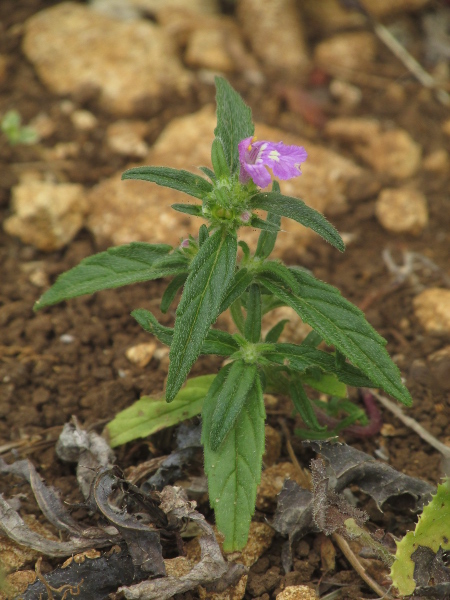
<box><xmin>375</xmin><ymin>188</ymin><xmax>428</xmax><ymax>235</ymax></box>
<box><xmin>106</xmin><ymin>120</ymin><xmax>149</xmax><ymax>157</ymax></box>
<box><xmin>276</xmin><ymin>586</ymin><xmax>318</xmax><ymax>600</ymax></box>
<box><xmin>423</xmin><ymin>149</ymin><xmax>449</xmax><ymax>172</ymax></box>
<box><xmin>4</xmin><ymin>181</ymin><xmax>87</xmax><ymax>252</ymax></box>
<box><xmin>125</xmin><ymin>342</ymin><xmax>157</xmax><ymax>367</ymax></box>
<box><xmin>237</xmin><ymin>0</ymin><xmax>310</xmax><ymax>75</ymax></box>
<box><xmin>314</xmin><ymin>32</ymin><xmax>377</xmax><ymax>78</ymax></box>
<box><xmin>325</xmin><ymin>117</ymin><xmax>381</xmax><ymax>143</ymax></box>
<box><xmin>22</xmin><ymin>2</ymin><xmax>191</xmax><ymax>117</ymax></box>
<box><xmin>325</xmin><ymin>118</ymin><xmax>421</xmax><ymax>179</ymax></box>
<box><xmin>185</xmin><ymin>28</ymin><xmax>235</xmax><ymax>72</ymax></box>
<box><xmin>302</xmin><ymin>0</ymin><xmax>365</xmax><ymax>34</ymax></box>
<box><xmin>413</xmin><ymin>289</ymin><xmax>450</xmax><ymax>336</ymax></box>
<box><xmin>360</xmin><ymin>0</ymin><xmax>430</xmax><ymax>18</ymax></box>
<box><xmin>71</xmin><ymin>110</ymin><xmax>98</xmax><ymax>131</ymax></box>
<box><xmin>29</xmin><ymin>113</ymin><xmax>56</xmax><ymax>139</ymax></box>
<box><xmin>256</xmin><ymin>462</ymin><xmax>300</xmax><ymax>510</ymax></box>
<box><xmin>329</xmin><ymin>79</ymin><xmax>362</xmax><ymax>109</ymax></box>
<box><xmin>87</xmin><ymin>105</ymin><xmax>362</xmax><ymax>251</ymax></box>
<box><xmin>356</xmin><ymin>129</ymin><xmax>422</xmax><ymax>179</ymax></box>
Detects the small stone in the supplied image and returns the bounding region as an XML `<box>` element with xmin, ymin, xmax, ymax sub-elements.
<box><xmin>185</xmin><ymin>28</ymin><xmax>234</xmax><ymax>72</ymax></box>
<box><xmin>29</xmin><ymin>113</ymin><xmax>55</xmax><ymax>139</ymax></box>
<box><xmin>106</xmin><ymin>120</ymin><xmax>149</xmax><ymax>157</ymax></box>
<box><xmin>237</xmin><ymin>0</ymin><xmax>309</xmax><ymax>75</ymax></box>
<box><xmin>357</xmin><ymin>129</ymin><xmax>422</xmax><ymax>179</ymax></box>
<box><xmin>428</xmin><ymin>345</ymin><xmax>450</xmax><ymax>390</ymax></box>
<box><xmin>359</xmin><ymin>0</ymin><xmax>430</xmax><ymax>18</ymax></box>
<box><xmin>125</xmin><ymin>342</ymin><xmax>157</xmax><ymax>367</ymax></box>
<box><xmin>413</xmin><ymin>288</ymin><xmax>450</xmax><ymax>336</ymax></box>
<box><xmin>443</xmin><ymin>118</ymin><xmax>450</xmax><ymax>136</ymax></box>
<box><xmin>380</xmin><ymin>423</ymin><xmax>397</xmax><ymax>437</ymax></box>
<box><xmin>375</xmin><ymin>188</ymin><xmax>428</xmax><ymax>235</ymax></box>
<box><xmin>44</xmin><ymin>141</ymin><xmax>80</xmax><ymax>160</ymax></box>
<box><xmin>302</xmin><ymin>0</ymin><xmax>365</xmax><ymax>35</ymax></box>
<box><xmin>256</xmin><ymin>462</ymin><xmax>300</xmax><ymax>511</ymax></box>
<box><xmin>4</xmin><ymin>181</ymin><xmax>87</xmax><ymax>251</ymax></box>
<box><xmin>325</xmin><ymin>117</ymin><xmax>381</xmax><ymax>144</ymax></box>
<box><xmin>71</xmin><ymin>109</ymin><xmax>98</xmax><ymax>131</ymax></box>
<box><xmin>315</xmin><ymin>31</ymin><xmax>377</xmax><ymax>77</ymax></box>
<box><xmin>423</xmin><ymin>149</ymin><xmax>449</xmax><ymax>172</ymax></box>
<box><xmin>276</xmin><ymin>585</ymin><xmax>318</xmax><ymax>600</ymax></box>
<box><xmin>329</xmin><ymin>79</ymin><xmax>362</xmax><ymax>108</ymax></box>
<box><xmin>23</xmin><ymin>2</ymin><xmax>192</xmax><ymax>116</ymax></box>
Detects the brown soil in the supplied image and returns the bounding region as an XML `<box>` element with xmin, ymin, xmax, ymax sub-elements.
<box><xmin>1</xmin><ymin>1</ymin><xmax>449</xmax><ymax>599</ymax></box>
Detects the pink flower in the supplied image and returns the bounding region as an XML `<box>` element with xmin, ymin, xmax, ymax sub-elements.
<box><xmin>238</xmin><ymin>136</ymin><xmax>307</xmax><ymax>188</ymax></box>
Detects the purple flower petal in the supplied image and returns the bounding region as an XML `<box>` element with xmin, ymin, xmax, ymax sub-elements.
<box><xmin>238</xmin><ymin>137</ymin><xmax>307</xmax><ymax>188</ymax></box>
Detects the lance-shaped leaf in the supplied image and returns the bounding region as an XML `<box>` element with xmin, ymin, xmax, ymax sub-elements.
<box><xmin>122</xmin><ymin>166</ymin><xmax>213</xmax><ymax>200</ymax></box>
<box><xmin>257</xmin><ymin>270</ymin><xmax>412</xmax><ymax>406</ymax></box>
<box><xmin>202</xmin><ymin>372</ymin><xmax>265</xmax><ymax>551</ymax></box>
<box><xmin>250</xmin><ymin>192</ymin><xmax>345</xmax><ymax>252</ymax></box>
<box><xmin>34</xmin><ymin>243</ymin><xmax>187</xmax><ymax>310</ymax></box>
<box><xmin>244</xmin><ymin>284</ymin><xmax>262</xmax><ymax>343</ymax></box>
<box><xmin>214</xmin><ymin>76</ymin><xmax>254</xmax><ymax>174</ymax></box>
<box><xmin>263</xmin><ymin>343</ymin><xmax>374</xmax><ymax>388</ymax></box>
<box><xmin>171</xmin><ymin>203</ymin><xmax>203</xmax><ymax>217</ymax></box>
<box><xmin>255</xmin><ymin>214</ymin><xmax>282</xmax><ymax>259</ymax></box>
<box><xmin>106</xmin><ymin>375</ymin><xmax>215</xmax><ymax>447</ymax></box>
<box><xmin>265</xmin><ymin>319</ymin><xmax>289</xmax><ymax>343</ymax></box>
<box><xmin>219</xmin><ymin>268</ymin><xmax>253</xmax><ymax>314</ymax></box>
<box><xmin>160</xmin><ymin>273</ymin><xmax>188</xmax><ymax>314</ymax></box>
<box><xmin>290</xmin><ymin>378</ymin><xmax>326</xmax><ymax>431</ymax></box>
<box><xmin>209</xmin><ymin>361</ymin><xmax>258</xmax><ymax>451</ymax></box>
<box><xmin>131</xmin><ymin>309</ymin><xmax>239</xmax><ymax>356</ymax></box>
<box><xmin>166</xmin><ymin>230</ymin><xmax>237</xmax><ymax>400</ymax></box>
<box><xmin>250</xmin><ymin>216</ymin><xmax>281</xmax><ymax>234</ymax></box>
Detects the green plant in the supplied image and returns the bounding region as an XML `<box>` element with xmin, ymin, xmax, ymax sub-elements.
<box><xmin>35</xmin><ymin>77</ymin><xmax>412</xmax><ymax>551</ymax></box>
<box><xmin>1</xmin><ymin>109</ymin><xmax>39</xmax><ymax>145</ymax></box>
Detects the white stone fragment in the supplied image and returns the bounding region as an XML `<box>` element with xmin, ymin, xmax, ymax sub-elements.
<box><xmin>413</xmin><ymin>288</ymin><xmax>450</xmax><ymax>336</ymax></box>
<box><xmin>375</xmin><ymin>188</ymin><xmax>428</xmax><ymax>235</ymax></box>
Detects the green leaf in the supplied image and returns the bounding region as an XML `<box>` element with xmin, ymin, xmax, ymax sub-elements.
<box><xmin>198</xmin><ymin>224</ymin><xmax>209</xmax><ymax>246</ymax></box>
<box><xmin>255</xmin><ymin>213</ymin><xmax>282</xmax><ymax>260</ymax></box>
<box><xmin>301</xmin><ymin>331</ymin><xmax>323</xmax><ymax>347</ymax></box>
<box><xmin>244</xmin><ymin>284</ymin><xmax>261</xmax><ymax>343</ymax></box>
<box><xmin>166</xmin><ymin>230</ymin><xmax>237</xmax><ymax>400</ymax></box>
<box><xmin>391</xmin><ymin>481</ymin><xmax>450</xmax><ymax>596</ymax></box>
<box><xmin>265</xmin><ymin>319</ymin><xmax>289</xmax><ymax>343</ymax></box>
<box><xmin>250</xmin><ymin>192</ymin><xmax>345</xmax><ymax>252</ymax></box>
<box><xmin>219</xmin><ymin>268</ymin><xmax>253</xmax><ymax>314</ymax></box>
<box><xmin>131</xmin><ymin>308</ymin><xmax>239</xmax><ymax>356</ymax></box>
<box><xmin>211</xmin><ymin>138</ymin><xmax>231</xmax><ymax>179</ymax></box>
<box><xmin>171</xmin><ymin>203</ymin><xmax>203</xmax><ymax>217</ymax></box>
<box><xmin>122</xmin><ymin>166</ymin><xmax>213</xmax><ymax>200</ymax></box>
<box><xmin>34</xmin><ymin>243</ymin><xmax>186</xmax><ymax>310</ymax></box>
<box><xmin>257</xmin><ymin>261</ymin><xmax>301</xmax><ymax>294</ymax></box>
<box><xmin>203</xmin><ymin>372</ymin><xmax>265</xmax><ymax>551</ymax></box>
<box><xmin>214</xmin><ymin>77</ymin><xmax>254</xmax><ymax>174</ymax></box>
<box><xmin>230</xmin><ymin>299</ymin><xmax>246</xmax><ymax>334</ymax></box>
<box><xmin>250</xmin><ymin>216</ymin><xmax>281</xmax><ymax>234</ymax></box>
<box><xmin>210</xmin><ymin>361</ymin><xmax>258</xmax><ymax>451</ymax></box>
<box><xmin>199</xmin><ymin>166</ymin><xmax>216</xmax><ymax>182</ymax></box>
<box><xmin>289</xmin><ymin>378</ymin><xmax>326</xmax><ymax>431</ymax></box>
<box><xmin>238</xmin><ymin>240</ymin><xmax>251</xmax><ymax>259</ymax></box>
<box><xmin>106</xmin><ymin>375</ymin><xmax>215</xmax><ymax>447</ymax></box>
<box><xmin>258</xmin><ymin>270</ymin><xmax>412</xmax><ymax>405</ymax></box>
<box><xmin>300</xmin><ymin>372</ymin><xmax>347</xmax><ymax>398</ymax></box>
<box><xmin>160</xmin><ymin>273</ymin><xmax>188</xmax><ymax>313</ymax></box>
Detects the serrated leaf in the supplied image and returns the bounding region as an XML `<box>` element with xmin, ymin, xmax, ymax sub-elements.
<box><xmin>257</xmin><ymin>270</ymin><xmax>412</xmax><ymax>405</ymax></box>
<box><xmin>391</xmin><ymin>481</ymin><xmax>450</xmax><ymax>596</ymax></box>
<box><xmin>106</xmin><ymin>375</ymin><xmax>215</xmax><ymax>447</ymax></box>
<box><xmin>122</xmin><ymin>166</ymin><xmax>213</xmax><ymax>200</ymax></box>
<box><xmin>263</xmin><ymin>343</ymin><xmax>373</xmax><ymax>388</ymax></box>
<box><xmin>203</xmin><ymin>372</ymin><xmax>265</xmax><ymax>551</ymax></box>
<box><xmin>250</xmin><ymin>192</ymin><xmax>345</xmax><ymax>252</ymax></box>
<box><xmin>166</xmin><ymin>230</ymin><xmax>237</xmax><ymax>400</ymax></box>
<box><xmin>214</xmin><ymin>77</ymin><xmax>254</xmax><ymax>174</ymax></box>
<box><xmin>265</xmin><ymin>319</ymin><xmax>289</xmax><ymax>343</ymax></box>
<box><xmin>244</xmin><ymin>284</ymin><xmax>261</xmax><ymax>343</ymax></box>
<box><xmin>160</xmin><ymin>273</ymin><xmax>188</xmax><ymax>313</ymax></box>
<box><xmin>131</xmin><ymin>308</ymin><xmax>239</xmax><ymax>356</ymax></box>
<box><xmin>34</xmin><ymin>243</ymin><xmax>186</xmax><ymax>310</ymax></box>
<box><xmin>210</xmin><ymin>361</ymin><xmax>258</xmax><ymax>451</ymax></box>
<box><xmin>171</xmin><ymin>203</ymin><xmax>203</xmax><ymax>217</ymax></box>
<box><xmin>219</xmin><ymin>268</ymin><xmax>253</xmax><ymax>314</ymax></box>
<box><xmin>290</xmin><ymin>378</ymin><xmax>326</xmax><ymax>431</ymax></box>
